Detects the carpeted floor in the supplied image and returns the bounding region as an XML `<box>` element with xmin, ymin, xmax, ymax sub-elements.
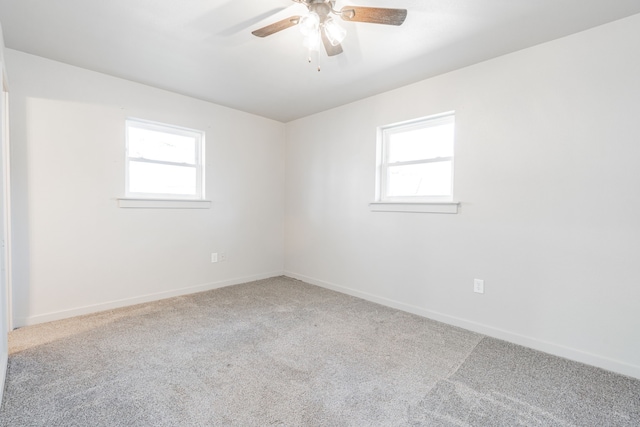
<box><xmin>1</xmin><ymin>276</ymin><xmax>639</xmax><ymax>426</ymax></box>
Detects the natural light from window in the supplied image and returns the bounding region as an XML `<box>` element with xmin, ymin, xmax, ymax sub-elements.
<box><xmin>126</xmin><ymin>119</ymin><xmax>204</xmax><ymax>199</ymax></box>
<box><xmin>377</xmin><ymin>112</ymin><xmax>455</xmax><ymax>202</ymax></box>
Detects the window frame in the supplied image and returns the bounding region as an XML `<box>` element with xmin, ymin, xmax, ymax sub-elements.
<box><xmin>125</xmin><ymin>118</ymin><xmax>205</xmax><ymax>201</ymax></box>
<box><xmin>375</xmin><ymin>112</ymin><xmax>455</xmax><ymax>203</ymax></box>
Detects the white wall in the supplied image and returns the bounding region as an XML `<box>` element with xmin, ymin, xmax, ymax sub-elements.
<box><xmin>6</xmin><ymin>49</ymin><xmax>286</xmax><ymax>326</ymax></box>
<box><xmin>285</xmin><ymin>14</ymin><xmax>640</xmax><ymax>379</ymax></box>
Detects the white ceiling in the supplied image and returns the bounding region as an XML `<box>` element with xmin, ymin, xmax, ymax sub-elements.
<box><xmin>1</xmin><ymin>1</ymin><xmax>639</xmax><ymax>122</ymax></box>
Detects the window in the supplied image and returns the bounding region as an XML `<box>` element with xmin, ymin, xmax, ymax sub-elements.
<box><xmin>375</xmin><ymin>112</ymin><xmax>455</xmax><ymax>203</ymax></box>
<box><xmin>125</xmin><ymin>119</ymin><xmax>205</xmax><ymax>200</ymax></box>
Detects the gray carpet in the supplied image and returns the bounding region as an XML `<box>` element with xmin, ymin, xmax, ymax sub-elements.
<box><xmin>1</xmin><ymin>276</ymin><xmax>638</xmax><ymax>426</ymax></box>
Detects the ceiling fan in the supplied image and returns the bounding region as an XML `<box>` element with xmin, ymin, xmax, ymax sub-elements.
<box><xmin>252</xmin><ymin>0</ymin><xmax>407</xmax><ymax>60</ymax></box>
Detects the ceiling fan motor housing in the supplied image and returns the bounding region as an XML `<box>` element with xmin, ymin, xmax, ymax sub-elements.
<box><xmin>308</xmin><ymin>1</ymin><xmax>332</xmax><ymax>22</ymax></box>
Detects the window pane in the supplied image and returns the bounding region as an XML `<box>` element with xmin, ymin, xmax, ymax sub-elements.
<box><xmin>386</xmin><ymin>161</ymin><xmax>452</xmax><ymax>197</ymax></box>
<box><xmin>129</xmin><ymin>161</ymin><xmax>196</xmax><ymax>195</ymax></box>
<box><xmin>128</xmin><ymin>127</ymin><xmax>196</xmax><ymax>164</ymax></box>
<box><xmin>387</xmin><ymin>122</ymin><xmax>454</xmax><ymax>163</ymax></box>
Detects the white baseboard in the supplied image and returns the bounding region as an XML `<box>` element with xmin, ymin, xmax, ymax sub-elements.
<box><xmin>16</xmin><ymin>271</ymin><xmax>284</xmax><ymax>327</ymax></box>
<box><xmin>285</xmin><ymin>271</ymin><xmax>640</xmax><ymax>380</ymax></box>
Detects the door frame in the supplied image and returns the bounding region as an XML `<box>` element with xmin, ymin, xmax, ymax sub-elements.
<box><xmin>2</xmin><ymin>67</ymin><xmax>12</xmax><ymax>331</ymax></box>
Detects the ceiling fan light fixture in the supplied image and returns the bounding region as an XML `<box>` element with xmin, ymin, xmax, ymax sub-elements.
<box><xmin>303</xmin><ymin>30</ymin><xmax>321</xmax><ymax>51</ymax></box>
<box><xmin>299</xmin><ymin>11</ymin><xmax>320</xmax><ymax>36</ymax></box>
<box><xmin>324</xmin><ymin>18</ymin><xmax>347</xmax><ymax>46</ymax></box>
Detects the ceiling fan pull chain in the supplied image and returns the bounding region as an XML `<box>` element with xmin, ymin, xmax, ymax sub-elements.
<box><xmin>306</xmin><ymin>48</ymin><xmax>321</xmax><ymax>71</ymax></box>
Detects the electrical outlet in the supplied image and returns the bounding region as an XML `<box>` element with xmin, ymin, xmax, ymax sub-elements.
<box><xmin>219</xmin><ymin>252</ymin><xmax>227</xmax><ymax>262</ymax></box>
<box><xmin>211</xmin><ymin>253</ymin><xmax>218</xmax><ymax>263</ymax></box>
<box><xmin>474</xmin><ymin>279</ymin><xmax>484</xmax><ymax>294</ymax></box>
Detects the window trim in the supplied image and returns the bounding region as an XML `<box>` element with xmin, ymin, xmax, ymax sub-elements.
<box><xmin>375</xmin><ymin>112</ymin><xmax>455</xmax><ymax>204</ymax></box>
<box><xmin>369</xmin><ymin>201</ymin><xmax>459</xmax><ymax>214</ymax></box>
<box><xmin>117</xmin><ymin>198</ymin><xmax>211</xmax><ymax>209</ymax></box>
<box><xmin>125</xmin><ymin>118</ymin><xmax>205</xmax><ymax>200</ymax></box>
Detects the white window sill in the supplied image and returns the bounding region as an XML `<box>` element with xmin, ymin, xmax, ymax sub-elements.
<box><xmin>369</xmin><ymin>201</ymin><xmax>459</xmax><ymax>214</ymax></box>
<box><xmin>117</xmin><ymin>198</ymin><xmax>211</xmax><ymax>209</ymax></box>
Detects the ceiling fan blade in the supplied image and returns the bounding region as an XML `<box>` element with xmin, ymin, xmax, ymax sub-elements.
<box><xmin>321</xmin><ymin>31</ymin><xmax>343</xmax><ymax>56</ymax></box>
<box><xmin>340</xmin><ymin>6</ymin><xmax>407</xmax><ymax>25</ymax></box>
<box><xmin>252</xmin><ymin>16</ymin><xmax>301</xmax><ymax>37</ymax></box>
<box><xmin>218</xmin><ymin>7</ymin><xmax>288</xmax><ymax>37</ymax></box>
